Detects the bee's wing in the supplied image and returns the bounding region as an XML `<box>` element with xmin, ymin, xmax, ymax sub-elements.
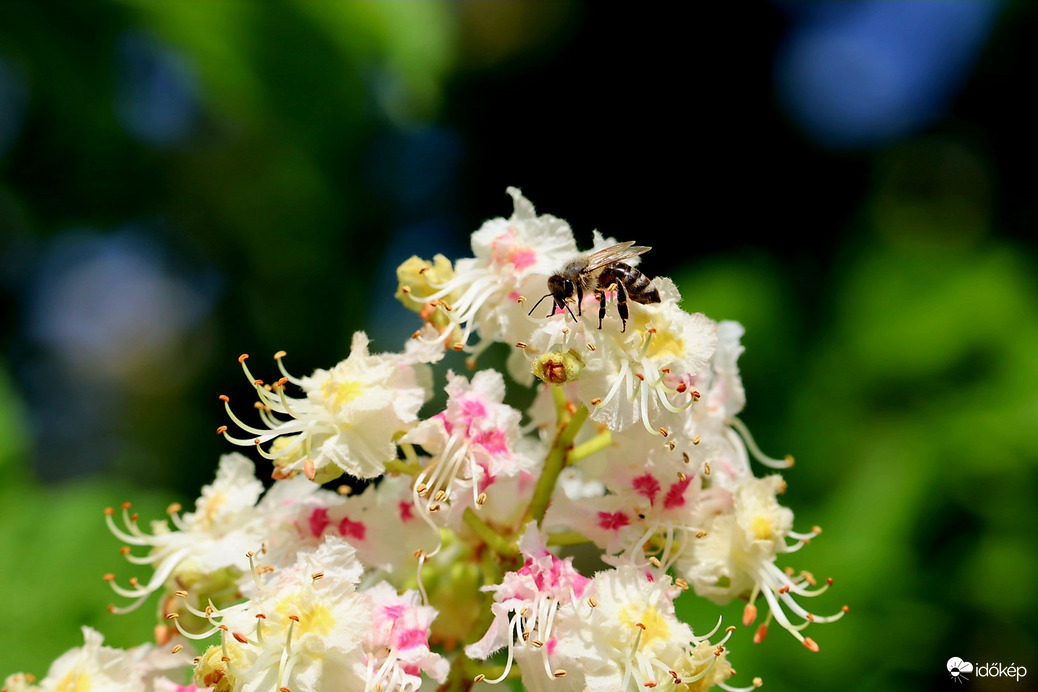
<box><xmin>583</xmin><ymin>241</ymin><xmax>652</xmax><ymax>272</ymax></box>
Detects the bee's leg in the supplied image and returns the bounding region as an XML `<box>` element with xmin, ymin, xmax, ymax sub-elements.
<box><xmin>576</xmin><ymin>283</ymin><xmax>584</xmax><ymax>316</ymax></box>
<box><xmin>596</xmin><ymin>290</ymin><xmax>607</xmax><ymax>329</ymax></box>
<box><xmin>615</xmin><ymin>281</ymin><xmax>630</xmax><ymax>332</ymax></box>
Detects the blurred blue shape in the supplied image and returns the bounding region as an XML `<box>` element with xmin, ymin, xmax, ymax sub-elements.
<box><xmin>25</xmin><ymin>227</ymin><xmax>217</xmax><ymax>382</ymax></box>
<box><xmin>773</xmin><ymin>1</ymin><xmax>1003</xmax><ymax>150</ymax></box>
<box><xmin>0</xmin><ymin>56</ymin><xmax>28</xmax><ymax>158</ymax></box>
<box><xmin>114</xmin><ymin>31</ymin><xmax>200</xmax><ymax>147</ymax></box>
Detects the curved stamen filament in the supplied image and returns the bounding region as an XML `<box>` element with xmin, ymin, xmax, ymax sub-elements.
<box><xmin>731</xmin><ymin>417</ymin><xmax>793</xmax><ymax>469</ymax></box>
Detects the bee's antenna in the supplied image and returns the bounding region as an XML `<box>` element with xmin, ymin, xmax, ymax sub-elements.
<box><xmin>528</xmin><ymin>294</ymin><xmax>553</xmax><ymax>316</ymax></box>
<box><xmin>564</xmin><ymin>302</ymin><xmax>578</xmax><ymax>323</ymax></box>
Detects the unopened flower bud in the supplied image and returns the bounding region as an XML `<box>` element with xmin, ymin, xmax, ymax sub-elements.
<box><xmin>532</xmin><ymin>350</ymin><xmax>584</xmax><ymax>385</ymax></box>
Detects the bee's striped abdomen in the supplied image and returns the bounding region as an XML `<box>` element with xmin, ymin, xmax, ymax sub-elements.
<box><xmin>600</xmin><ymin>263</ymin><xmax>660</xmax><ymax>304</ymax></box>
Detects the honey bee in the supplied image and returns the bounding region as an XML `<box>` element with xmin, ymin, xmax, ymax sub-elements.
<box><xmin>528</xmin><ymin>241</ymin><xmax>661</xmax><ymax>332</ymax></box>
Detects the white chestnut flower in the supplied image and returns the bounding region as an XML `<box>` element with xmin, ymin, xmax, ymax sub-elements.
<box><xmin>396</xmin><ymin>187</ymin><xmax>580</xmax><ymax>361</ymax></box>
<box><xmin>219</xmin><ymin>331</ymin><xmax>432</xmax><ymax>482</ymax></box>
<box><xmin>521</xmin><ymin>277</ymin><xmax>717</xmax><ymax>435</ymax></box>
<box><xmin>675</xmin><ymin>474</ymin><xmax>845</xmax><ymax>652</ymax></box>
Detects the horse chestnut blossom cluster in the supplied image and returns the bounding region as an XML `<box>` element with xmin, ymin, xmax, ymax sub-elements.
<box><xmin>4</xmin><ymin>189</ymin><xmax>845</xmax><ymax>692</ymax></box>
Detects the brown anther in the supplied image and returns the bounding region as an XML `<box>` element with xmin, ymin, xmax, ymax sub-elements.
<box><xmin>216</xmin><ymin>425</ymin><xmax>228</xmax><ymax>435</ymax></box>
<box><xmin>696</xmin><ymin>530</ymin><xmax>707</xmax><ymax>538</ymax></box>
<box><xmin>401</xmin><ymin>285</ymin><xmax>412</xmax><ymax>294</ymax></box>
<box><xmin>102</xmin><ymin>573</ymin><xmax>115</xmax><ymax>581</ymax></box>
<box><xmin>636</xmin><ymin>622</ymin><xmax>647</xmax><ymax>630</ymax></box>
<box><xmin>129</xmin><ymin>577</ymin><xmax>139</xmax><ymax>587</ymax></box>
<box><xmin>121</xmin><ymin>502</ymin><xmax>132</xmax><ymax>510</ymax></box>
<box><xmin>217</xmin><ymin>624</ymin><xmax>229</xmax><ymax>631</ymax></box>
<box><xmin>246</xmin><ymin>551</ymin><xmax>254</xmax><ymax>558</ymax></box>
<box><xmin>778</xmin><ymin>585</ymin><xmax>790</xmax><ymax>594</ymax></box>
<box><xmin>206</xmin><ymin>606</ymin><xmax>215</xmax><ymax>617</ymax></box>
<box><xmin>253</xmin><ymin>379</ymin><xmax>264</xmax><ymax>387</ymax></box>
<box><xmin>803</xmin><ymin>637</ymin><xmax>820</xmax><ymax>653</ymax></box>
<box><xmin>677</xmin><ymin>472</ymin><xmax>687</xmax><ymax>482</ymax></box>
<box><xmin>691</xmin><ymin>390</ymin><xmax>701</xmax><ymax>400</ymax></box>
<box><xmin>644</xmin><ymin>682</ymin><xmax>657</xmax><ymax>688</ymax></box>
<box><xmin>276</xmin><ymin>377</ymin><xmax>289</xmax><ymax>387</ymax></box>
<box><xmin>682</xmin><ymin>452</ymin><xmax>690</xmax><ymax>464</ymax></box>
<box><xmin>452</xmin><ymin>342</ymin><xmax>465</xmax><ymax>351</ymax></box>
<box><xmin>553</xmin><ymin>670</ymin><xmax>567</xmax><ymax>678</ymax></box>
<box><xmin>175</xmin><ymin>590</ymin><xmax>188</xmax><ymax>598</ymax></box>
<box><xmin>104</xmin><ymin>507</ymin><xmax>115</xmax><ymax>515</ymax></box>
<box><xmin>668</xmin><ymin>440</ymin><xmax>676</xmax><ymax>450</ymax></box>
<box><xmin>515</xmin><ymin>342</ymin><xmax>528</xmax><ymax>349</ymax></box>
<box><xmin>130</xmin><ymin>513</ymin><xmax>138</xmax><ymax>522</ymax></box>
<box><xmin>120</xmin><ymin>546</ymin><xmax>131</xmax><ymax>555</ymax></box>
<box><xmin>253</xmin><ymin>438</ymin><xmax>261</xmax><ymax>445</ymax></box>
<box><xmin>429</xmin><ymin>504</ymin><xmax>440</xmax><ymax>513</ymax></box>
<box><xmin>413</xmin><ymin>549</ymin><xmax>424</xmax><ymax>560</ymax></box>
<box><xmin>692</xmin><ymin>435</ymin><xmax>701</xmax><ymax>445</ymax></box>
<box><xmin>238</xmin><ymin>354</ymin><xmax>249</xmax><ymax>363</ymax></box>
<box><xmin>233</xmin><ymin>632</ymin><xmax>249</xmax><ymax>644</ymax></box>
<box><xmin>635</xmin><ymin>373</ymin><xmax>645</xmax><ymax>381</ymax></box>
<box><xmin>219</xmin><ymin>394</ymin><xmax>230</xmax><ymax>402</ymax></box>
<box><xmin>256</xmin><ymin>613</ymin><xmax>267</xmax><ymax>619</ymax></box>
<box><xmin>531</xmin><ymin>639</ymin><xmax>544</xmax><ymax>648</ymax></box>
<box><xmin>434</xmin><ymin>490</ymin><xmax>447</xmax><ymax>502</ymax></box>
<box><xmin>676</xmin><ymin>383</ymin><xmax>687</xmax><ymax>393</ymax></box>
<box><xmin>474</xmin><ymin>674</ymin><xmax>486</xmax><ymax>683</ymax></box>
<box><xmin>476</xmin><ymin>492</ymin><xmax>488</xmax><ymax>506</ymax></box>
<box><xmin>842</xmin><ymin>605</ymin><xmax>850</xmax><ymax>613</ymax></box>
<box><xmin>441</xmin><ymin>301</ymin><xmax>453</xmax><ymax>312</ymax></box>
<box><xmin>107</xmin><ymin>604</ymin><xmax>116</xmax><ymax>613</ymax></box>
<box><xmin>167</xmin><ymin>503</ymin><xmax>182</xmax><ymax>514</ymax></box>
<box><xmin>411</xmin><ymin>330</ymin><xmax>422</xmax><ymax>340</ymax></box>
<box><xmin>165</xmin><ymin>613</ymin><xmax>179</xmax><ymax>620</ymax></box>
<box><xmin>807</xmin><ymin>614</ymin><xmax>815</xmax><ymax>622</ymax></box>
<box><xmin>274</xmin><ymin>350</ymin><xmax>287</xmax><ymax>359</ymax></box>
<box><xmin>590</xmin><ymin>397</ymin><xmax>602</xmax><ymax>405</ymax></box>
<box><xmin>172</xmin><ymin>644</ymin><xmax>183</xmax><ymax>654</ymax></box>
<box><xmin>588</xmin><ymin>596</ymin><xmax>598</xmax><ymax>608</ymax></box>
<box><xmin>658</xmin><ymin>427</ymin><xmax>668</xmax><ymax>437</ymax></box>
<box><xmin>704</xmin><ymin>462</ymin><xmax>711</xmax><ymax>475</ymax></box>
<box><xmin>674</xmin><ymin>578</ymin><xmax>689</xmax><ymax>591</ymax></box>
<box><xmin>586</xmin><ymin>343</ymin><xmax>597</xmax><ymax>351</ymax></box>
<box><xmin>311</xmin><ymin>572</ymin><xmax>325</xmax><ymax>582</ymax></box>
<box><xmin>288</xmin><ymin>615</ymin><xmax>300</xmax><ymax>622</ymax></box>
<box><xmin>647</xmin><ymin>327</ymin><xmax>657</xmax><ymax>334</ymax></box>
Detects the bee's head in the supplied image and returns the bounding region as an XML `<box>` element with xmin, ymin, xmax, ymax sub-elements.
<box><xmin>547</xmin><ymin>274</ymin><xmax>574</xmax><ymax>304</ymax></box>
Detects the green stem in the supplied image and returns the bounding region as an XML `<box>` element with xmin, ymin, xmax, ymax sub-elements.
<box><xmin>383</xmin><ymin>459</ymin><xmax>421</xmax><ymax>476</ymax></box>
<box><xmin>526</xmin><ymin>403</ymin><xmax>589</xmax><ymax>526</ymax></box>
<box><xmin>569</xmin><ymin>429</ymin><xmax>612</xmax><ymax>463</ymax></box>
<box><xmin>463</xmin><ymin>508</ymin><xmax>520</xmax><ymax>560</ymax></box>
<box><xmin>546</xmin><ymin>531</ymin><xmax>594</xmax><ymax>547</ymax></box>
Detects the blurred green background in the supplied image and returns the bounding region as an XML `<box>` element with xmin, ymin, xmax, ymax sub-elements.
<box><xmin>1</xmin><ymin>2</ymin><xmax>1036</xmax><ymax>690</ymax></box>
